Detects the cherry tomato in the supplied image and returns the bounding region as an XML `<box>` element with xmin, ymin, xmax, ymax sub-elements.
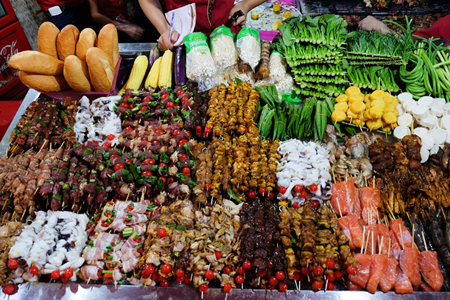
<box><xmin>143</xmin><ymin>158</ymin><xmax>155</xmax><ymax>165</ymax></box>
<box><xmin>182</xmin><ymin>167</ymin><xmax>190</xmax><ymax>175</ymax></box>
<box><xmin>175</xmin><ymin>269</ymin><xmax>185</xmax><ymax>278</ymax></box>
<box><xmin>310</xmin><ymin>184</ymin><xmax>318</xmax><ymax>192</ymax></box>
<box><xmin>151</xmin><ymin>272</ymin><xmax>159</xmax><ymax>282</ymax></box>
<box><xmin>268</xmin><ymin>191</ymin><xmax>274</xmax><ymax>199</ymax></box>
<box><xmin>29</xmin><ymin>265</ymin><xmax>39</xmax><ymax>275</ymax></box>
<box><xmin>300</xmin><ymin>190</ymin><xmax>307</xmax><ymax>198</ymax></box>
<box><xmin>199</xmin><ymin>283</ymin><xmax>208</xmax><ymax>293</ymax></box>
<box><xmin>205</xmin><ymin>270</ymin><xmax>214</xmax><ymax>280</ymax></box>
<box><xmin>93</xmin><ymin>141</ymin><xmax>98</xmax><ymax>147</ymax></box>
<box><xmin>155</xmin><ymin>129</ymin><xmax>164</xmax><ymax>135</ymax></box>
<box><xmin>224</xmin><ymin>282</ymin><xmax>232</xmax><ymax>293</ymax></box>
<box><xmin>312</xmin><ymin>280</ymin><xmax>323</xmax><ymax>291</ymax></box>
<box><xmin>168</xmin><ymin>177</ymin><xmax>174</xmax><ymax>184</ymax></box>
<box><xmin>279</xmin><ymin>187</ymin><xmax>287</xmax><ymax>194</ymax></box>
<box><xmin>114</xmin><ymin>164</ymin><xmax>124</xmax><ymax>171</ymax></box>
<box><xmin>125</xmin><ymin>158</ymin><xmax>131</xmax><ymax>164</ymax></box>
<box><xmin>142</xmin><ymin>171</ymin><xmax>152</xmax><ymax>177</ymax></box>
<box><xmin>179</xmin><ymin>139</ymin><xmax>188</xmax><ymax>146</ymax></box>
<box><xmin>161</xmin><ymin>94</ymin><xmax>169</xmax><ymax>100</ymax></box>
<box><xmin>326</xmin><ymin>259</ymin><xmax>335</xmax><ymax>269</ymax></box>
<box><xmin>140</xmin><ymin>106</ymin><xmax>147</xmax><ymax>112</ymax></box>
<box><xmin>111</xmin><ymin>154</ymin><xmax>119</xmax><ymax>159</ymax></box>
<box><xmin>120</xmin><ymin>103</ymin><xmax>129</xmax><ymax>108</ymax></box>
<box><xmin>166</xmin><ymin>102</ymin><xmax>174</xmax><ymax>108</ymax></box>
<box><xmin>276</xmin><ymin>271</ymin><xmax>285</xmax><ymax>281</ymax></box>
<box><xmin>243</xmin><ymin>260</ymin><xmax>251</xmax><ymax>270</ymax></box>
<box><xmin>235</xmin><ymin>275</ymin><xmax>244</xmax><ymax>284</ymax></box>
<box><xmin>347</xmin><ymin>265</ymin><xmax>357</xmax><ymax>275</ymax></box>
<box><xmin>158</xmin><ymin>228</ymin><xmax>167</xmax><ymax>237</ymax></box>
<box><xmin>176</xmin><ymin>276</ymin><xmax>184</xmax><ymax>283</ymax></box>
<box><xmin>268</xmin><ymin>261</ymin><xmax>273</xmax><ymax>269</ymax></box>
<box><xmin>159</xmin><ymin>163</ymin><xmax>167</xmax><ymax>167</ymax></box>
<box><xmin>327</xmin><ymin>282</ymin><xmax>335</xmax><ymax>291</ymax></box>
<box><xmin>269</xmin><ymin>276</ymin><xmax>278</xmax><ymax>286</ymax></box>
<box><xmin>142</xmin><ymin>96</ymin><xmax>151</xmax><ymax>102</ymax></box>
<box><xmin>64</xmin><ymin>268</ymin><xmax>74</xmax><ymax>278</ymax></box>
<box><xmin>215</xmin><ymin>251</ymin><xmax>222</xmax><ymax>260</ymax></box>
<box><xmin>313</xmin><ymin>265</ymin><xmax>323</xmax><ymax>276</ymax></box>
<box><xmin>141</xmin><ymin>271</ymin><xmax>150</xmax><ymax>278</ymax></box>
<box><xmin>60</xmin><ymin>275</ymin><xmax>69</xmax><ymax>283</ymax></box>
<box><xmin>152</xmin><ymin>140</ymin><xmax>159</xmax><ymax>145</ymax></box>
<box><xmin>184</xmin><ymin>276</ymin><xmax>192</xmax><ymax>286</ymax></box>
<box><xmin>125</xmin><ymin>126</ymin><xmax>133</xmax><ymax>131</ymax></box>
<box><xmin>293</xmin><ymin>202</ymin><xmax>299</xmax><ymax>209</ymax></box>
<box><xmin>257</xmin><ymin>269</ymin><xmax>266</xmax><ymax>277</ymax></box>
<box><xmin>326</xmin><ymin>273</ymin><xmax>336</xmax><ymax>283</ymax></box>
<box><xmin>311</xmin><ymin>200</ymin><xmax>319</xmax><ymax>209</ymax></box>
<box><xmin>334</xmin><ymin>271</ymin><xmax>343</xmax><ymax>281</ymax></box>
<box><xmin>7</xmin><ymin>258</ymin><xmax>18</xmax><ymax>269</ymax></box>
<box><xmin>123</xmin><ymin>94</ymin><xmax>132</xmax><ymax>100</ymax></box>
<box><xmin>159</xmin><ymin>177</ymin><xmax>167</xmax><ymax>185</ymax></box>
<box><xmin>279</xmin><ymin>282</ymin><xmax>288</xmax><ymax>292</ymax></box>
<box><xmin>161</xmin><ymin>264</ymin><xmax>172</xmax><ymax>274</ymax></box>
<box><xmin>176</xmin><ymin>90</ymin><xmax>183</xmax><ymax>97</ymax></box>
<box><xmin>160</xmin><ymin>279</ymin><xmax>169</xmax><ymax>287</ymax></box>
<box><xmin>178</xmin><ymin>154</ymin><xmax>188</xmax><ymax>160</ymax></box>
<box><xmin>204</xmin><ymin>127</ymin><xmax>212</xmax><ymax>134</ymax></box>
<box><xmin>144</xmin><ymin>264</ymin><xmax>155</xmax><ymax>275</ymax></box>
<box><xmin>50</xmin><ymin>270</ymin><xmax>60</xmax><ymax>280</ymax></box>
<box><xmin>104</xmin><ymin>142</ymin><xmax>111</xmax><ymax>148</ymax></box>
<box><xmin>205</xmin><ymin>183</ymin><xmax>211</xmax><ymax>191</ymax></box>
<box><xmin>294</xmin><ymin>185</ymin><xmax>303</xmax><ymax>193</ymax></box>
<box><xmin>223</xmin><ymin>266</ymin><xmax>231</xmax><ymax>274</ymax></box>
<box><xmin>2</xmin><ymin>284</ymin><xmax>15</xmax><ymax>295</ymax></box>
<box><xmin>181</xmin><ymin>96</ymin><xmax>189</xmax><ymax>103</ymax></box>
<box><xmin>293</xmin><ymin>272</ymin><xmax>301</xmax><ymax>281</ymax></box>
<box><xmin>300</xmin><ymin>267</ymin><xmax>308</xmax><ymax>276</ymax></box>
<box><xmin>173</xmin><ymin>129</ymin><xmax>181</xmax><ymax>136</ymax></box>
<box><xmin>237</xmin><ymin>267</ymin><xmax>245</xmax><ymax>275</ymax></box>
<box><xmin>195</xmin><ymin>125</ymin><xmax>202</xmax><ymax>132</ymax></box>
<box><xmin>260</xmin><ymin>284</ymin><xmax>266</xmax><ymax>290</ymax></box>
<box><xmin>248</xmin><ymin>190</ymin><xmax>256</xmax><ymax>199</ymax></box>
<box><xmin>107</xmin><ymin>134</ymin><xmax>115</xmax><ymax>141</ymax></box>
<box><xmin>258</xmin><ymin>187</ymin><xmax>266</xmax><ymax>195</ymax></box>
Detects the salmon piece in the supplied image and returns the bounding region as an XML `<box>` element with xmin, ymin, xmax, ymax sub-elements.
<box><xmin>365</xmin><ymin>225</ymin><xmax>379</xmax><ymax>256</ymax></box>
<box><xmin>389</xmin><ymin>231</ymin><xmax>402</xmax><ymax>260</ymax></box>
<box><xmin>376</xmin><ymin>224</ymin><xmax>390</xmax><ymax>257</ymax></box>
<box><xmin>390</xmin><ymin>219</ymin><xmax>413</xmax><ymax>249</ymax></box>
<box><xmin>354</xmin><ymin>187</ymin><xmax>362</xmax><ymax>219</ymax></box>
<box><xmin>395</xmin><ymin>265</ymin><xmax>414</xmax><ymax>294</ymax></box>
<box><xmin>400</xmin><ymin>247</ymin><xmax>420</xmax><ymax>287</ymax></box>
<box><xmin>358</xmin><ymin>218</ymin><xmax>367</xmax><ymax>227</ymax></box>
<box><xmin>419</xmin><ymin>251</ymin><xmax>444</xmax><ymax>291</ymax></box>
<box><xmin>360</xmin><ymin>187</ymin><xmax>381</xmax><ymax>225</ymax></box>
<box><xmin>419</xmin><ymin>280</ymin><xmax>435</xmax><ymax>292</ymax></box>
<box><xmin>367</xmin><ymin>254</ymin><xmax>388</xmax><ymax>294</ymax></box>
<box><xmin>347</xmin><ymin>213</ymin><xmax>364</xmax><ymax>249</ymax></box>
<box><xmin>379</xmin><ymin>257</ymin><xmax>399</xmax><ymax>292</ymax></box>
<box><xmin>337</xmin><ymin>216</ymin><xmax>355</xmax><ymax>249</ymax></box>
<box><xmin>347</xmin><ymin>280</ymin><xmax>365</xmax><ymax>291</ymax></box>
<box><xmin>348</xmin><ymin>253</ymin><xmax>372</xmax><ymax>288</ymax></box>
<box><xmin>331</xmin><ymin>181</ymin><xmax>356</xmax><ymax>216</ymax></box>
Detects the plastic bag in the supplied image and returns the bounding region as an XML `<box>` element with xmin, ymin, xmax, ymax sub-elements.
<box><xmin>268</xmin><ymin>51</ymin><xmax>287</xmax><ymax>81</ymax></box>
<box><xmin>236</xmin><ymin>27</ymin><xmax>261</xmax><ymax>71</ymax></box>
<box><xmin>184</xmin><ymin>32</ymin><xmax>217</xmax><ymax>92</ymax></box>
<box><xmin>210</xmin><ymin>26</ymin><xmax>238</xmax><ymax>72</ymax></box>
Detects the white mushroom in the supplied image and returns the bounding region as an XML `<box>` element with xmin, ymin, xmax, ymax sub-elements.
<box><xmin>393</xmin><ymin>126</ymin><xmax>411</xmax><ymax>140</ymax></box>
<box><xmin>420</xmin><ymin>134</ymin><xmax>434</xmax><ymax>150</ymax></box>
<box><xmin>418</xmin><ymin>96</ymin><xmax>434</xmax><ymax>108</ymax></box>
<box><xmin>420</xmin><ymin>146</ymin><xmax>429</xmax><ymax>163</ymax></box>
<box><xmin>430</xmin><ymin>128</ymin><xmax>447</xmax><ymax>145</ymax></box>
<box><xmin>397</xmin><ymin>92</ymin><xmax>413</xmax><ymax>104</ymax></box>
<box><xmin>397</xmin><ymin>113</ymin><xmax>413</xmax><ymax>128</ymax></box>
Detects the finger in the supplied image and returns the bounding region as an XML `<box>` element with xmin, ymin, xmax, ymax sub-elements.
<box><xmin>171</xmin><ymin>30</ymin><xmax>180</xmax><ymax>42</ymax></box>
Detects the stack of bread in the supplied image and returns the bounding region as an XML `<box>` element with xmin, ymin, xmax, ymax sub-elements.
<box><xmin>9</xmin><ymin>22</ymin><xmax>119</xmax><ymax>93</ymax></box>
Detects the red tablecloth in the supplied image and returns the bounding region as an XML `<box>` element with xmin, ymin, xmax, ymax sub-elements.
<box><xmin>0</xmin><ymin>101</ymin><xmax>21</xmax><ymax>141</ymax></box>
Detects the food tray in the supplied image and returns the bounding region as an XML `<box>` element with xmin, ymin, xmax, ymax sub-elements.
<box><xmin>43</xmin><ymin>56</ymin><xmax>122</xmax><ymax>101</ymax></box>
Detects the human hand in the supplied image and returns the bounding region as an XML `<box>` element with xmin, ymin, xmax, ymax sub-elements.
<box><xmin>229</xmin><ymin>2</ymin><xmax>248</xmax><ymax>27</ymax></box>
<box><xmin>123</xmin><ymin>24</ymin><xmax>145</xmax><ymax>41</ymax></box>
<box><xmin>158</xmin><ymin>29</ymin><xmax>179</xmax><ymax>51</ymax></box>
<box><xmin>358</xmin><ymin>16</ymin><xmax>391</xmax><ymax>34</ymax></box>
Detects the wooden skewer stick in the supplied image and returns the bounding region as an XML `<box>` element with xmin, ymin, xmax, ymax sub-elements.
<box><xmin>361</xmin><ymin>226</ymin><xmax>366</xmax><ymax>254</ymax></box>
<box><xmin>379</xmin><ymin>236</ymin><xmax>384</xmax><ymax>255</ymax></box>
<box><xmin>399</xmin><ymin>224</ymin><xmax>405</xmax><ymax>250</ymax></box>
<box><xmin>364</xmin><ymin>230</ymin><xmax>371</xmax><ymax>255</ymax></box>
<box><xmin>336</xmin><ymin>198</ymin><xmax>343</xmax><ymax>218</ymax></box>
<box><xmin>21</xmin><ymin>210</ymin><xmax>26</xmax><ymax>221</ymax></box>
<box><xmin>421</xmin><ymin>232</ymin><xmax>428</xmax><ymax>252</ymax></box>
<box><xmin>11</xmin><ymin>211</ymin><xmax>15</xmax><ymax>221</ymax></box>
<box><xmin>412</xmin><ymin>224</ymin><xmax>417</xmax><ymax>249</ymax></box>
<box><xmin>86</xmin><ymin>278</ymin><xmax>91</xmax><ymax>284</ymax></box>
<box><xmin>125</xmin><ymin>193</ymin><xmax>130</xmax><ymax>201</ymax></box>
<box><xmin>371</xmin><ymin>231</ymin><xmax>374</xmax><ymax>255</ymax></box>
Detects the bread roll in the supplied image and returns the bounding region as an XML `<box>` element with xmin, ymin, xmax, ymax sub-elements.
<box><xmin>97</xmin><ymin>24</ymin><xmax>119</xmax><ymax>69</ymax></box>
<box><xmin>19</xmin><ymin>71</ymin><xmax>70</xmax><ymax>92</ymax></box>
<box><xmin>86</xmin><ymin>47</ymin><xmax>114</xmax><ymax>91</ymax></box>
<box><xmin>57</xmin><ymin>25</ymin><xmax>80</xmax><ymax>61</ymax></box>
<box><xmin>9</xmin><ymin>51</ymin><xmax>64</xmax><ymax>75</ymax></box>
<box><xmin>64</xmin><ymin>55</ymin><xmax>91</xmax><ymax>92</ymax></box>
<box><xmin>37</xmin><ymin>22</ymin><xmax>59</xmax><ymax>59</ymax></box>
<box><xmin>76</xmin><ymin>28</ymin><xmax>97</xmax><ymax>64</ymax></box>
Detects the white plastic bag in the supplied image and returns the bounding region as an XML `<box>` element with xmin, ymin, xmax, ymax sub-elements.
<box><xmin>210</xmin><ymin>26</ymin><xmax>238</xmax><ymax>72</ymax></box>
<box><xmin>236</xmin><ymin>26</ymin><xmax>261</xmax><ymax>71</ymax></box>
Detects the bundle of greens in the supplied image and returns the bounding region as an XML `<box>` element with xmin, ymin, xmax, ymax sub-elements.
<box><xmin>345</xmin><ymin>66</ymin><xmax>400</xmax><ymax>93</ymax></box>
<box><xmin>273</xmin><ymin>15</ymin><xmax>350</xmax><ymax>99</ymax></box>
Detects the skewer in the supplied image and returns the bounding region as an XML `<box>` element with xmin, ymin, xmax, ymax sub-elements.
<box><xmin>364</xmin><ymin>230</ymin><xmax>370</xmax><ymax>255</ymax></box>
<box><xmin>336</xmin><ymin>198</ymin><xmax>343</xmax><ymax>218</ymax></box>
<box><xmin>379</xmin><ymin>236</ymin><xmax>384</xmax><ymax>254</ymax></box>
<box><xmin>86</xmin><ymin>278</ymin><xmax>91</xmax><ymax>284</ymax></box>
<box><xmin>11</xmin><ymin>211</ymin><xmax>15</xmax><ymax>221</ymax></box>
<box><xmin>126</xmin><ymin>193</ymin><xmax>130</xmax><ymax>201</ymax></box>
<box><xmin>412</xmin><ymin>224</ymin><xmax>417</xmax><ymax>249</ymax></box>
<box><xmin>399</xmin><ymin>224</ymin><xmax>405</xmax><ymax>250</ymax></box>
<box><xmin>21</xmin><ymin>210</ymin><xmax>26</xmax><ymax>221</ymax></box>
<box><xmin>371</xmin><ymin>231</ymin><xmax>374</xmax><ymax>255</ymax></box>
<box><xmin>2</xmin><ymin>199</ymin><xmax>9</xmax><ymax>210</ymax></box>
<box><xmin>361</xmin><ymin>226</ymin><xmax>366</xmax><ymax>254</ymax></box>
<box><xmin>421</xmin><ymin>232</ymin><xmax>428</xmax><ymax>251</ymax></box>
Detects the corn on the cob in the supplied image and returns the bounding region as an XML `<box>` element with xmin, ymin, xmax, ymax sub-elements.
<box><xmin>126</xmin><ymin>55</ymin><xmax>148</xmax><ymax>90</ymax></box>
<box><xmin>145</xmin><ymin>57</ymin><xmax>161</xmax><ymax>90</ymax></box>
<box><xmin>158</xmin><ymin>50</ymin><xmax>173</xmax><ymax>89</ymax></box>
<box><xmin>273</xmin><ymin>2</ymin><xmax>280</xmax><ymax>13</ymax></box>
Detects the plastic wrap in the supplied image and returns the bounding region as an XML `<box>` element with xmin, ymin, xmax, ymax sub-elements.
<box><xmin>268</xmin><ymin>51</ymin><xmax>287</xmax><ymax>81</ymax></box>
<box><xmin>183</xmin><ymin>32</ymin><xmax>217</xmax><ymax>92</ymax></box>
<box><xmin>210</xmin><ymin>26</ymin><xmax>238</xmax><ymax>72</ymax></box>
<box><xmin>236</xmin><ymin>27</ymin><xmax>261</xmax><ymax>71</ymax></box>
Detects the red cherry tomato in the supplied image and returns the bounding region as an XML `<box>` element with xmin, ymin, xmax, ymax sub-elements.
<box><xmin>347</xmin><ymin>265</ymin><xmax>357</xmax><ymax>275</ymax></box>
<box><xmin>243</xmin><ymin>260</ymin><xmax>252</xmax><ymax>270</ymax></box>
<box><xmin>50</xmin><ymin>270</ymin><xmax>60</xmax><ymax>280</ymax></box>
<box><xmin>293</xmin><ymin>272</ymin><xmax>301</xmax><ymax>281</ymax></box>
<box><xmin>2</xmin><ymin>284</ymin><xmax>15</xmax><ymax>295</ymax></box>
<box><xmin>179</xmin><ymin>139</ymin><xmax>188</xmax><ymax>146</ymax></box>
<box><xmin>182</xmin><ymin>167</ymin><xmax>190</xmax><ymax>175</ymax></box>
<box><xmin>279</xmin><ymin>187</ymin><xmax>287</xmax><ymax>194</ymax></box>
<box><xmin>327</xmin><ymin>282</ymin><xmax>335</xmax><ymax>291</ymax></box>
<box><xmin>161</xmin><ymin>264</ymin><xmax>172</xmax><ymax>274</ymax></box>
<box><xmin>176</xmin><ymin>276</ymin><xmax>184</xmax><ymax>283</ymax></box>
<box><xmin>205</xmin><ymin>183</ymin><xmax>211</xmax><ymax>191</ymax></box>
<box><xmin>107</xmin><ymin>134</ymin><xmax>115</xmax><ymax>141</ymax></box>
<box><xmin>237</xmin><ymin>267</ymin><xmax>245</xmax><ymax>275</ymax></box>
<box><xmin>142</xmin><ymin>171</ymin><xmax>152</xmax><ymax>177</ymax></box>
<box><xmin>268</xmin><ymin>261</ymin><xmax>273</xmax><ymax>269</ymax></box>
<box><xmin>120</xmin><ymin>103</ymin><xmax>128</xmax><ymax>108</ymax></box>
<box><xmin>159</xmin><ymin>163</ymin><xmax>166</xmax><ymax>168</ymax></box>
<box><xmin>313</xmin><ymin>265</ymin><xmax>323</xmax><ymax>276</ymax></box>
<box><xmin>178</xmin><ymin>154</ymin><xmax>188</xmax><ymax>160</ymax></box>
<box><xmin>195</xmin><ymin>125</ymin><xmax>202</xmax><ymax>132</ymax></box>
<box><xmin>257</xmin><ymin>269</ymin><xmax>266</xmax><ymax>277</ymax></box>
<box><xmin>114</xmin><ymin>163</ymin><xmax>124</xmax><ymax>171</ymax></box>
<box><xmin>223</xmin><ymin>266</ymin><xmax>231</xmax><ymax>274</ymax></box>
<box><xmin>142</xmin><ymin>271</ymin><xmax>150</xmax><ymax>278</ymax></box>
<box><xmin>158</xmin><ymin>228</ymin><xmax>167</xmax><ymax>238</ymax></box>
<box><xmin>160</xmin><ymin>279</ymin><xmax>169</xmax><ymax>287</ymax></box>
<box><xmin>276</xmin><ymin>271</ymin><xmax>285</xmax><ymax>281</ymax></box>
<box><xmin>224</xmin><ymin>282</ymin><xmax>232</xmax><ymax>293</ymax></box>
<box><xmin>326</xmin><ymin>259</ymin><xmax>335</xmax><ymax>269</ymax></box>
<box><xmin>235</xmin><ymin>275</ymin><xmax>244</xmax><ymax>284</ymax></box>
<box><xmin>311</xmin><ymin>200</ymin><xmax>319</xmax><ymax>209</ymax></box>
<box><xmin>258</xmin><ymin>187</ymin><xmax>266</xmax><ymax>195</ymax></box>
<box><xmin>161</xmin><ymin>94</ymin><xmax>169</xmax><ymax>100</ymax></box>
<box><xmin>143</xmin><ymin>96</ymin><xmax>151</xmax><ymax>102</ymax></box>
<box><xmin>143</xmin><ymin>158</ymin><xmax>155</xmax><ymax>165</ymax></box>
<box><xmin>292</xmin><ymin>202</ymin><xmax>299</xmax><ymax>209</ymax></box>
<box><xmin>159</xmin><ymin>177</ymin><xmax>166</xmax><ymax>185</ymax></box>
<box><xmin>168</xmin><ymin>177</ymin><xmax>174</xmax><ymax>184</ymax></box>
<box><xmin>300</xmin><ymin>267</ymin><xmax>308</xmax><ymax>276</ymax></box>
<box><xmin>111</xmin><ymin>154</ymin><xmax>119</xmax><ymax>159</ymax></box>
<box><xmin>60</xmin><ymin>275</ymin><xmax>69</xmax><ymax>283</ymax></box>
<box><xmin>176</xmin><ymin>269</ymin><xmax>185</xmax><ymax>277</ymax></box>
<box><xmin>7</xmin><ymin>258</ymin><xmax>18</xmax><ymax>269</ymax></box>
<box><xmin>326</xmin><ymin>273</ymin><xmax>336</xmax><ymax>283</ymax></box>
<box><xmin>215</xmin><ymin>251</ymin><xmax>222</xmax><ymax>260</ymax></box>
<box><xmin>184</xmin><ymin>276</ymin><xmax>192</xmax><ymax>286</ymax></box>
<box><xmin>123</xmin><ymin>94</ymin><xmax>132</xmax><ymax>100</ymax></box>
<box><xmin>199</xmin><ymin>283</ymin><xmax>208</xmax><ymax>293</ymax></box>
<box><xmin>173</xmin><ymin>129</ymin><xmax>181</xmax><ymax>136</ymax></box>
<box><xmin>310</xmin><ymin>184</ymin><xmax>318</xmax><ymax>192</ymax></box>
<box><xmin>269</xmin><ymin>276</ymin><xmax>278</xmax><ymax>286</ymax></box>
<box><xmin>140</xmin><ymin>106</ymin><xmax>147</xmax><ymax>112</ymax></box>
<box><xmin>204</xmin><ymin>127</ymin><xmax>212</xmax><ymax>134</ymax></box>
<box><xmin>64</xmin><ymin>268</ymin><xmax>74</xmax><ymax>278</ymax></box>
<box><xmin>176</xmin><ymin>90</ymin><xmax>183</xmax><ymax>97</ymax></box>
<box><xmin>151</xmin><ymin>272</ymin><xmax>160</xmax><ymax>282</ymax></box>
<box><xmin>268</xmin><ymin>191</ymin><xmax>274</xmax><ymax>199</ymax></box>
<box><xmin>312</xmin><ymin>280</ymin><xmax>323</xmax><ymax>291</ymax></box>
<box><xmin>93</xmin><ymin>141</ymin><xmax>98</xmax><ymax>147</ymax></box>
<box><xmin>155</xmin><ymin>129</ymin><xmax>164</xmax><ymax>135</ymax></box>
<box><xmin>29</xmin><ymin>265</ymin><xmax>39</xmax><ymax>275</ymax></box>
<box><xmin>334</xmin><ymin>271</ymin><xmax>343</xmax><ymax>281</ymax></box>
<box><xmin>248</xmin><ymin>190</ymin><xmax>256</xmax><ymax>199</ymax></box>
<box><xmin>104</xmin><ymin>142</ymin><xmax>111</xmax><ymax>148</ymax></box>
<box><xmin>300</xmin><ymin>190</ymin><xmax>307</xmax><ymax>198</ymax></box>
<box><xmin>205</xmin><ymin>270</ymin><xmax>214</xmax><ymax>280</ymax></box>
<box><xmin>125</xmin><ymin>158</ymin><xmax>131</xmax><ymax>164</ymax></box>
<box><xmin>181</xmin><ymin>96</ymin><xmax>189</xmax><ymax>103</ymax></box>
<box><xmin>294</xmin><ymin>185</ymin><xmax>303</xmax><ymax>193</ymax></box>
<box><xmin>125</xmin><ymin>126</ymin><xmax>133</xmax><ymax>131</ymax></box>
<box><xmin>144</xmin><ymin>264</ymin><xmax>155</xmax><ymax>274</ymax></box>
<box><xmin>166</xmin><ymin>102</ymin><xmax>175</xmax><ymax>108</ymax></box>
<box><xmin>279</xmin><ymin>282</ymin><xmax>288</xmax><ymax>292</ymax></box>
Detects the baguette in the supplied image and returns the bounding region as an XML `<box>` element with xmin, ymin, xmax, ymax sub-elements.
<box><xmin>57</xmin><ymin>25</ymin><xmax>80</xmax><ymax>61</ymax></box>
<box><xmin>76</xmin><ymin>28</ymin><xmax>97</xmax><ymax>64</ymax></box>
<box><xmin>97</xmin><ymin>24</ymin><xmax>119</xmax><ymax>69</ymax></box>
<box><xmin>37</xmin><ymin>22</ymin><xmax>59</xmax><ymax>59</ymax></box>
<box><xmin>86</xmin><ymin>47</ymin><xmax>114</xmax><ymax>91</ymax></box>
<box><xmin>64</xmin><ymin>55</ymin><xmax>91</xmax><ymax>92</ymax></box>
<box><xmin>19</xmin><ymin>71</ymin><xmax>70</xmax><ymax>92</ymax></box>
<box><xmin>9</xmin><ymin>51</ymin><xmax>64</xmax><ymax>75</ymax></box>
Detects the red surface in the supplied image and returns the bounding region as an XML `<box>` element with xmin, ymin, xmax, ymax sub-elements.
<box><xmin>0</xmin><ymin>100</ymin><xmax>21</xmax><ymax>140</ymax></box>
<box><xmin>414</xmin><ymin>15</ymin><xmax>450</xmax><ymax>40</ymax></box>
